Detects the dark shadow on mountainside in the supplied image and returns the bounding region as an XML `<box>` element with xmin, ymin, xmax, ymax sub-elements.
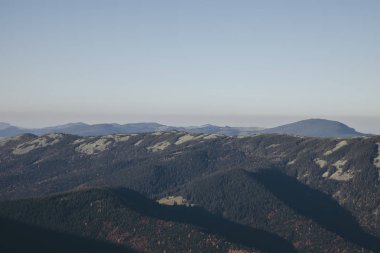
<box><xmin>250</xmin><ymin>169</ymin><xmax>380</xmax><ymax>252</ymax></box>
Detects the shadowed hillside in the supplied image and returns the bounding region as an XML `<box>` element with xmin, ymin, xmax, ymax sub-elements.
<box><xmin>0</xmin><ymin>188</ymin><xmax>297</xmax><ymax>253</ymax></box>
<box><xmin>251</xmin><ymin>170</ymin><xmax>380</xmax><ymax>252</ymax></box>
<box><xmin>0</xmin><ymin>217</ymin><xmax>136</xmax><ymax>253</ymax></box>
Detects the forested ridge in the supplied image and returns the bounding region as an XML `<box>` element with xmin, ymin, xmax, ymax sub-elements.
<box><xmin>0</xmin><ymin>132</ymin><xmax>379</xmax><ymax>252</ymax></box>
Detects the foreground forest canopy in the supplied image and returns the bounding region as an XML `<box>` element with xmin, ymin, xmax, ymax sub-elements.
<box><xmin>0</xmin><ymin>131</ymin><xmax>380</xmax><ymax>252</ymax></box>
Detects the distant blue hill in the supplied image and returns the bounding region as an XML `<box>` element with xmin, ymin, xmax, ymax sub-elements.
<box><xmin>0</xmin><ymin>119</ymin><xmax>367</xmax><ymax>138</ymax></box>
<box><xmin>261</xmin><ymin>119</ymin><xmax>365</xmax><ymax>138</ymax></box>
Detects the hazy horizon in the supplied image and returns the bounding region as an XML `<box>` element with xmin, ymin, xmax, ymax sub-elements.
<box><xmin>1</xmin><ymin>113</ymin><xmax>380</xmax><ymax>134</ymax></box>
<box><xmin>1</xmin><ymin>1</ymin><xmax>379</xmax><ymax>134</ymax></box>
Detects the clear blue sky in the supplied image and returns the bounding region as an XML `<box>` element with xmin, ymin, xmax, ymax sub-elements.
<box><xmin>1</xmin><ymin>0</ymin><xmax>380</xmax><ymax>133</ymax></box>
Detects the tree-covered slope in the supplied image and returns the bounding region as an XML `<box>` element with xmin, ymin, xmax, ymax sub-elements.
<box><xmin>0</xmin><ymin>188</ymin><xmax>298</xmax><ymax>253</ymax></box>
<box><xmin>0</xmin><ymin>132</ymin><xmax>380</xmax><ymax>252</ymax></box>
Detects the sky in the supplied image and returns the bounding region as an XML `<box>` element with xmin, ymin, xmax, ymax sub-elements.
<box><xmin>1</xmin><ymin>0</ymin><xmax>380</xmax><ymax>133</ymax></box>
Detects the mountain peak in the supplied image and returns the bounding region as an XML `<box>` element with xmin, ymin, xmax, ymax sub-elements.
<box><xmin>262</xmin><ymin>118</ymin><xmax>363</xmax><ymax>138</ymax></box>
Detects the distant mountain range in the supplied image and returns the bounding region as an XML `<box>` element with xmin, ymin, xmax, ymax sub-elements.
<box><xmin>0</xmin><ymin>119</ymin><xmax>366</xmax><ymax>138</ymax></box>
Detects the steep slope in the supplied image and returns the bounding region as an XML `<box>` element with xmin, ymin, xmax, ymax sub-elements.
<box><xmin>183</xmin><ymin>169</ymin><xmax>379</xmax><ymax>252</ymax></box>
<box><xmin>0</xmin><ymin>188</ymin><xmax>294</xmax><ymax>253</ymax></box>
<box><xmin>0</xmin><ymin>217</ymin><xmax>134</xmax><ymax>253</ymax></box>
<box><xmin>262</xmin><ymin>118</ymin><xmax>364</xmax><ymax>137</ymax></box>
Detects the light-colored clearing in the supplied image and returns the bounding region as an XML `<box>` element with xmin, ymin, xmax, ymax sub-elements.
<box><xmin>329</xmin><ymin>159</ymin><xmax>352</xmax><ymax>181</ymax></box>
<box><xmin>329</xmin><ymin>168</ymin><xmax>353</xmax><ymax>181</ymax></box>
<box><xmin>147</xmin><ymin>141</ymin><xmax>171</xmax><ymax>152</ymax></box>
<box><xmin>151</xmin><ymin>132</ymin><xmax>163</xmax><ymax>136</ymax></box>
<box><xmin>107</xmin><ymin>134</ymin><xmax>130</xmax><ymax>142</ymax></box>
<box><xmin>356</xmin><ymin>136</ymin><xmax>370</xmax><ymax>140</ymax></box>
<box><xmin>333</xmin><ymin>159</ymin><xmax>347</xmax><ymax>169</ymax></box>
<box><xmin>287</xmin><ymin>159</ymin><xmax>297</xmax><ymax>165</ymax></box>
<box><xmin>75</xmin><ymin>135</ymin><xmax>130</xmax><ymax>155</ymax></box>
<box><xmin>46</xmin><ymin>133</ymin><xmax>63</xmax><ymax>139</ymax></box>
<box><xmin>76</xmin><ymin>138</ymin><xmax>112</xmax><ymax>155</ymax></box>
<box><xmin>324</xmin><ymin>140</ymin><xmax>348</xmax><ymax>156</ymax></box>
<box><xmin>158</xmin><ymin>196</ymin><xmax>188</xmax><ymax>206</ymax></box>
<box><xmin>134</xmin><ymin>139</ymin><xmax>143</xmax><ymax>146</ymax></box>
<box><xmin>322</xmin><ymin>171</ymin><xmax>329</xmax><ymax>178</ymax></box>
<box><xmin>203</xmin><ymin>134</ymin><xmax>221</xmax><ymax>140</ymax></box>
<box><xmin>314</xmin><ymin>158</ymin><xmax>328</xmax><ymax>168</ymax></box>
<box><xmin>237</xmin><ymin>135</ymin><xmax>251</xmax><ymax>139</ymax></box>
<box><xmin>13</xmin><ymin>134</ymin><xmax>63</xmax><ymax>155</ymax></box>
<box><xmin>175</xmin><ymin>134</ymin><xmax>203</xmax><ymax>145</ymax></box>
<box><xmin>73</xmin><ymin>139</ymin><xmax>86</xmax><ymax>145</ymax></box>
<box><xmin>266</xmin><ymin>144</ymin><xmax>280</xmax><ymax>149</ymax></box>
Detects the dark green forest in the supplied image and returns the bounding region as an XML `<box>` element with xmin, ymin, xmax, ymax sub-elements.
<box><xmin>0</xmin><ymin>132</ymin><xmax>379</xmax><ymax>252</ymax></box>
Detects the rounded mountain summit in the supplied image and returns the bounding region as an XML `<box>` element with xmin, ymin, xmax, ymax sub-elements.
<box><xmin>261</xmin><ymin>119</ymin><xmax>364</xmax><ymax>138</ymax></box>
